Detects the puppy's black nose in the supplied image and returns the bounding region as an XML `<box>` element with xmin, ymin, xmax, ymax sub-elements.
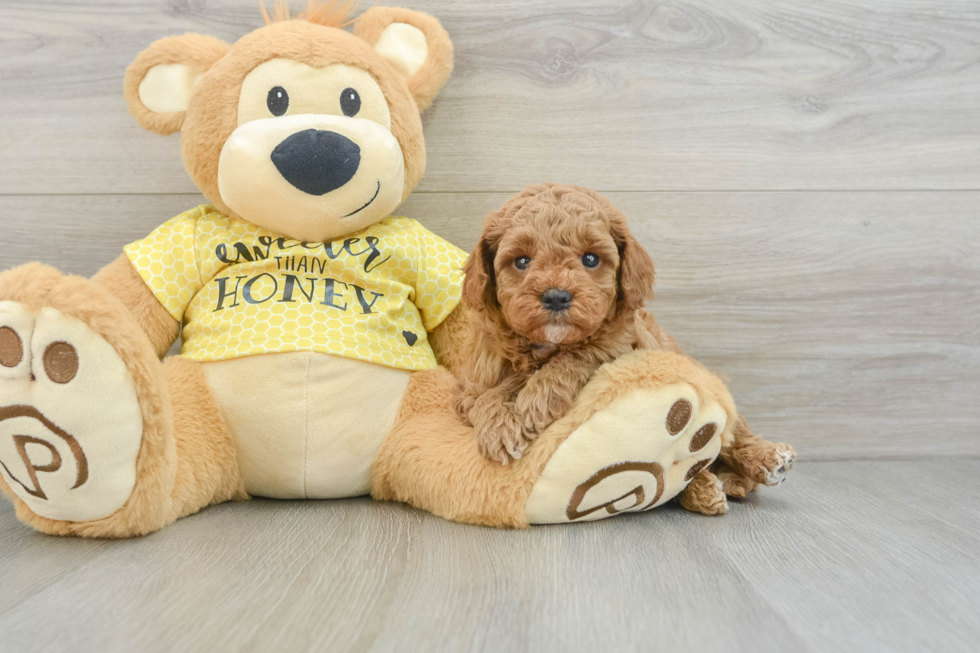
<box><xmin>271</xmin><ymin>129</ymin><xmax>360</xmax><ymax>196</ymax></box>
<box><xmin>541</xmin><ymin>288</ymin><xmax>573</xmax><ymax>312</ymax></box>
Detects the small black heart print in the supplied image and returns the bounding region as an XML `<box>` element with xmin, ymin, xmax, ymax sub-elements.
<box><xmin>403</xmin><ymin>331</ymin><xmax>418</xmax><ymax>346</ymax></box>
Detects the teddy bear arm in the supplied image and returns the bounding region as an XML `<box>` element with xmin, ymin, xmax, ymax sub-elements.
<box><xmin>92</xmin><ymin>254</ymin><xmax>180</xmax><ymax>359</ymax></box>
<box><xmin>427</xmin><ymin>303</ymin><xmax>471</xmax><ymax>377</ymax></box>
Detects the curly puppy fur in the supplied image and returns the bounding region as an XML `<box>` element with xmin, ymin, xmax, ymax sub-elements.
<box><xmin>456</xmin><ymin>184</ymin><xmax>658</xmax><ymax>464</ymax></box>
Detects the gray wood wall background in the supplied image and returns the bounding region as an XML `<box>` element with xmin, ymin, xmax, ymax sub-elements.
<box><xmin>0</xmin><ymin>0</ymin><xmax>977</xmax><ymax>461</ymax></box>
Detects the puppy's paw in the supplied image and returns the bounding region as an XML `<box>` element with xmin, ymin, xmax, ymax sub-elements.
<box><xmin>685</xmin><ymin>491</ymin><xmax>729</xmax><ymax>516</ymax></box>
<box><xmin>678</xmin><ymin>470</ymin><xmax>728</xmax><ymax>516</ymax></box>
<box><xmin>716</xmin><ymin>469</ymin><xmax>758</xmax><ymax>498</ymax></box>
<box><xmin>514</xmin><ymin>380</ymin><xmax>574</xmax><ymax>435</ymax></box>
<box><xmin>757</xmin><ymin>443</ymin><xmax>796</xmax><ymax>487</ymax></box>
<box><xmin>476</xmin><ymin>430</ymin><xmax>529</xmax><ymax>465</ymax></box>
<box><xmin>474</xmin><ymin>405</ymin><xmax>534</xmax><ymax>465</ymax></box>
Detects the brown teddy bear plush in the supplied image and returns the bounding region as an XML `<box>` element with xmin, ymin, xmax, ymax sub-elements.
<box><xmin>0</xmin><ymin>2</ymin><xmax>792</xmax><ymax>537</ymax></box>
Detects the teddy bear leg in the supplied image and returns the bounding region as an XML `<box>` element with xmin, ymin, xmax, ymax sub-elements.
<box><xmin>372</xmin><ymin>367</ymin><xmax>531</xmax><ymax>528</ymax></box>
<box><xmin>374</xmin><ymin>350</ymin><xmax>740</xmax><ymax>527</ymax></box>
<box><xmin>160</xmin><ymin>356</ymin><xmax>247</xmax><ymax>524</ymax></box>
<box><xmin>718</xmin><ymin>415</ymin><xmax>797</xmax><ymax>489</ymax></box>
<box><xmin>0</xmin><ymin>264</ymin><xmax>244</xmax><ymax>538</ymax></box>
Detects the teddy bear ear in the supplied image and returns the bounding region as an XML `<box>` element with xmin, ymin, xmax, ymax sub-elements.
<box><xmin>355</xmin><ymin>7</ymin><xmax>454</xmax><ymax>112</ymax></box>
<box><xmin>124</xmin><ymin>33</ymin><xmax>231</xmax><ymax>135</ymax></box>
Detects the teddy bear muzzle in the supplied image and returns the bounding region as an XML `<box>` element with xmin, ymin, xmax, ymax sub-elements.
<box><xmin>217</xmin><ymin>113</ymin><xmax>406</xmax><ymax>242</ymax></box>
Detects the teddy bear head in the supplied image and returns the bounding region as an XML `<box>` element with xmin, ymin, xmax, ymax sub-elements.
<box><xmin>124</xmin><ymin>1</ymin><xmax>453</xmax><ymax>242</ymax></box>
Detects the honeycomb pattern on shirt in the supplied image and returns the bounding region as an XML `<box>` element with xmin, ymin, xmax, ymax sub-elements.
<box><xmin>124</xmin><ymin>205</ymin><xmax>466</xmax><ymax>371</ymax></box>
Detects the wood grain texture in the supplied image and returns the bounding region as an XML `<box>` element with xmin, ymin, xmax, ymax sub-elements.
<box><xmin>0</xmin><ymin>461</ymin><xmax>977</xmax><ymax>652</ymax></box>
<box><xmin>1</xmin><ymin>191</ymin><xmax>977</xmax><ymax>460</ymax></box>
<box><xmin>0</xmin><ymin>0</ymin><xmax>978</xmax><ymax>194</ymax></box>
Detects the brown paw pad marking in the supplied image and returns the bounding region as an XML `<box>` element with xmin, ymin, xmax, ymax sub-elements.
<box><xmin>0</xmin><ymin>405</ymin><xmax>88</xmax><ymax>500</ymax></box>
<box><xmin>690</xmin><ymin>423</ymin><xmax>717</xmax><ymax>452</ymax></box>
<box><xmin>566</xmin><ymin>461</ymin><xmax>665</xmax><ymax>521</ymax></box>
<box><xmin>684</xmin><ymin>458</ymin><xmax>713</xmax><ymax>481</ymax></box>
<box><xmin>0</xmin><ymin>327</ymin><xmax>23</xmax><ymax>368</ymax></box>
<box><xmin>43</xmin><ymin>342</ymin><xmax>78</xmax><ymax>384</ymax></box>
<box><xmin>666</xmin><ymin>399</ymin><xmax>692</xmax><ymax>435</ymax></box>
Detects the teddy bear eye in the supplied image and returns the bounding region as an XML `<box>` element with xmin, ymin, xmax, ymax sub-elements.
<box><xmin>340</xmin><ymin>87</ymin><xmax>361</xmax><ymax>117</ymax></box>
<box><xmin>267</xmin><ymin>86</ymin><xmax>289</xmax><ymax>116</ymax></box>
<box><xmin>582</xmin><ymin>253</ymin><xmax>600</xmax><ymax>269</ymax></box>
<box><xmin>514</xmin><ymin>256</ymin><xmax>531</xmax><ymax>271</ymax></box>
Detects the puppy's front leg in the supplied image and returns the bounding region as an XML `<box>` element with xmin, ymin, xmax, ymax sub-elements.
<box><xmin>469</xmin><ymin>386</ymin><xmax>532</xmax><ymax>465</ymax></box>
<box><xmin>515</xmin><ymin>352</ymin><xmax>594</xmax><ymax>435</ymax></box>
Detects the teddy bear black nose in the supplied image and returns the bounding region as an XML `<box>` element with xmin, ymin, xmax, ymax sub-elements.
<box><xmin>541</xmin><ymin>288</ymin><xmax>573</xmax><ymax>312</ymax></box>
<box><xmin>271</xmin><ymin>129</ymin><xmax>361</xmax><ymax>196</ymax></box>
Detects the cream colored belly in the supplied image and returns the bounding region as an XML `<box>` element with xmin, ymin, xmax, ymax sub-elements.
<box><xmin>203</xmin><ymin>352</ymin><xmax>411</xmax><ymax>499</ymax></box>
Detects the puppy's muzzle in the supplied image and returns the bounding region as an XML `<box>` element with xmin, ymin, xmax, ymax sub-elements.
<box><xmin>271</xmin><ymin>129</ymin><xmax>361</xmax><ymax>196</ymax></box>
<box><xmin>541</xmin><ymin>288</ymin><xmax>573</xmax><ymax>313</ymax></box>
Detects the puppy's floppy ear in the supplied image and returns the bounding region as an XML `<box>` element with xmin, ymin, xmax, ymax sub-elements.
<box><xmin>124</xmin><ymin>33</ymin><xmax>230</xmax><ymax>135</ymax></box>
<box><xmin>461</xmin><ymin>212</ymin><xmax>502</xmax><ymax>311</ymax></box>
<box><xmin>355</xmin><ymin>7</ymin><xmax>454</xmax><ymax>111</ymax></box>
<box><xmin>608</xmin><ymin>209</ymin><xmax>655</xmax><ymax>312</ymax></box>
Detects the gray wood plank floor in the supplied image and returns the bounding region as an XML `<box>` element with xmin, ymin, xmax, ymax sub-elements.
<box><xmin>1</xmin><ymin>461</ymin><xmax>978</xmax><ymax>652</ymax></box>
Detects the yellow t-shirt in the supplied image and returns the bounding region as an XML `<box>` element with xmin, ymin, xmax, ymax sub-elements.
<box><xmin>124</xmin><ymin>204</ymin><xmax>466</xmax><ymax>370</ymax></box>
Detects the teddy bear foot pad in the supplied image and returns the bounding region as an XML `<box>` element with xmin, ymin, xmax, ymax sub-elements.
<box><xmin>0</xmin><ymin>301</ymin><xmax>143</xmax><ymax>522</ymax></box>
<box><xmin>525</xmin><ymin>381</ymin><xmax>728</xmax><ymax>524</ymax></box>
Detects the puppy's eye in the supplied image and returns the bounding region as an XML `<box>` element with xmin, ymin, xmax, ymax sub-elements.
<box><xmin>267</xmin><ymin>86</ymin><xmax>289</xmax><ymax>116</ymax></box>
<box><xmin>582</xmin><ymin>253</ymin><xmax>600</xmax><ymax>269</ymax></box>
<box><xmin>514</xmin><ymin>256</ymin><xmax>531</xmax><ymax>271</ymax></box>
<box><xmin>341</xmin><ymin>87</ymin><xmax>361</xmax><ymax>117</ymax></box>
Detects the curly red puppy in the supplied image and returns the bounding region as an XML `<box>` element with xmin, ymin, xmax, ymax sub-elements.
<box><xmin>456</xmin><ymin>183</ymin><xmax>796</xmax><ymax>516</ymax></box>
<box><xmin>456</xmin><ymin>183</ymin><xmax>659</xmax><ymax>464</ymax></box>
